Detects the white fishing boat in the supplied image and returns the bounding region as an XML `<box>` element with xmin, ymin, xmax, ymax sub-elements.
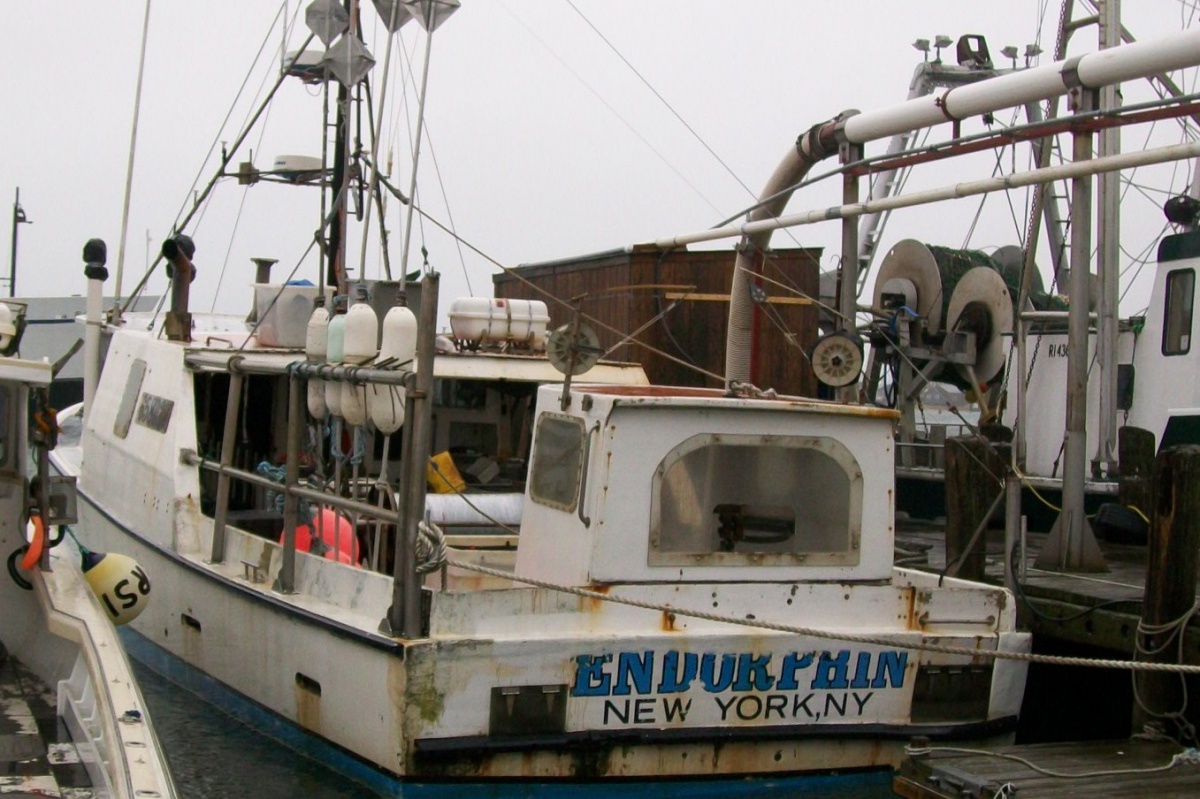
<box><xmin>0</xmin><ymin>301</ymin><xmax>175</xmax><ymax>799</ymax></box>
<box><xmin>49</xmin><ymin>272</ymin><xmax>1029</xmax><ymax>787</ymax></box>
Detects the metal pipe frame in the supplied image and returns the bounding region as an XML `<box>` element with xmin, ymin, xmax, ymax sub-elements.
<box><xmin>208</xmin><ymin>371</ymin><xmax>244</xmax><ymax>564</ymax></box>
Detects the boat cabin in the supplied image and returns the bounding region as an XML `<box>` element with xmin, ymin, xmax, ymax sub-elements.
<box><xmin>516</xmin><ymin>384</ymin><xmax>897</xmax><ymax>586</ymax></box>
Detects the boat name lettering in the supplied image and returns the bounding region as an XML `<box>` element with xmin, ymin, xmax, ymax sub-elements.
<box><xmin>570</xmin><ymin>649</ymin><xmax>907</xmax><ymax>698</ymax></box>
<box><xmin>598</xmin><ymin>690</ymin><xmax>879</xmax><ymax>725</ymax></box>
<box><xmin>1047</xmin><ymin>343</ymin><xmax>1069</xmax><ymax>358</ymax></box>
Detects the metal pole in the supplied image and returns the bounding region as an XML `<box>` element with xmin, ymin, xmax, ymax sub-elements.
<box><xmin>82</xmin><ymin>239</ymin><xmax>108</xmax><ymax>423</ymax></box>
<box><xmin>1004</xmin><ymin>474</ymin><xmax>1022</xmax><ymax>596</ymax></box>
<box><xmin>386</xmin><ymin>385</ymin><xmax>415</xmax><ymax>635</ymax></box>
<box><xmin>209</xmin><ymin>371</ymin><xmax>244</xmax><ymax>564</ymax></box>
<box><xmin>276</xmin><ymin>375</ymin><xmax>304</xmax><ymax>594</ymax></box>
<box><xmin>838</xmin><ymin>143</ymin><xmax>862</xmax><ymax>403</ymax></box>
<box><xmin>1095</xmin><ymin>0</ymin><xmax>1122</xmax><ymax>479</ymax></box>
<box><xmin>1037</xmin><ymin>88</ymin><xmax>1107</xmax><ymax>572</ymax></box>
<box><xmin>113</xmin><ymin>0</ymin><xmax>152</xmax><ymax>305</ymax></box>
<box><xmin>402</xmin><ymin>272</ymin><xmax>438</xmax><ymax>637</ymax></box>
<box><xmin>10</xmin><ymin>188</ymin><xmax>30</xmax><ymax>298</ymax></box>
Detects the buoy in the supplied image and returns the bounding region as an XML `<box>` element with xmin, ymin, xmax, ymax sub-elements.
<box><xmin>282</xmin><ymin>509</ymin><xmax>359</xmax><ymax>565</ymax></box>
<box><xmin>341</xmin><ymin>287</ymin><xmax>378</xmax><ymax>427</ymax></box>
<box><xmin>325</xmin><ymin>306</ymin><xmax>346</xmax><ymax>417</ymax></box>
<box><xmin>369</xmin><ymin>300</ymin><xmax>417</xmax><ymax>433</ymax></box>
<box><xmin>305</xmin><ymin>298</ymin><xmax>329</xmax><ymax>419</ymax></box>
<box><xmin>82</xmin><ymin>550</ymin><xmax>151</xmax><ymax>626</ymax></box>
<box><xmin>18</xmin><ymin>516</ymin><xmax>46</xmax><ymax>570</ymax></box>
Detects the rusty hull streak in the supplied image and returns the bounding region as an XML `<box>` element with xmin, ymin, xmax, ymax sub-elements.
<box><xmin>295</xmin><ymin>680</ymin><xmax>321</xmax><ymax>734</ymax></box>
<box><xmin>661</xmin><ymin>610</ymin><xmax>677</xmax><ymax>631</ymax></box>
<box><xmin>904</xmin><ymin>586</ymin><xmax>919</xmax><ymax>630</ymax></box>
<box><xmin>585</xmin><ymin>583</ymin><xmax>610</xmax><ymax>614</ymax></box>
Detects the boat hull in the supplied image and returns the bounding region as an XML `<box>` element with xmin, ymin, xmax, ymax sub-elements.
<box><xmin>73</xmin><ymin>487</ymin><xmax>1023</xmax><ymax>786</ymax></box>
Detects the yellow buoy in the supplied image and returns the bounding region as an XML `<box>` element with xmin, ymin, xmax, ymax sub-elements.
<box><xmin>82</xmin><ymin>550</ymin><xmax>150</xmax><ymax>626</ymax></box>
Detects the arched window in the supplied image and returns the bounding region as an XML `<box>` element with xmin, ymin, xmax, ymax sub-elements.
<box><xmin>649</xmin><ymin>434</ymin><xmax>862</xmax><ymax>567</ymax></box>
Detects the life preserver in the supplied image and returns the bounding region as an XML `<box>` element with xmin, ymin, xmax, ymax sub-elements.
<box><xmin>18</xmin><ymin>516</ymin><xmax>45</xmax><ymax>570</ymax></box>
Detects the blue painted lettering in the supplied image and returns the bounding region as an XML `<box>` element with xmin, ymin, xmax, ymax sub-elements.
<box><xmin>811</xmin><ymin>651</ymin><xmax>850</xmax><ymax>689</ymax></box>
<box><xmin>775</xmin><ymin>652</ymin><xmax>814</xmax><ymax>690</ymax></box>
<box><xmin>657</xmin><ymin>651</ymin><xmax>698</xmax><ymax>694</ymax></box>
<box><xmin>613</xmin><ymin>651</ymin><xmax>654</xmax><ymax>696</ymax></box>
<box><xmin>733</xmin><ymin>653</ymin><xmax>775</xmax><ymax>692</ymax></box>
<box><xmin>699</xmin><ymin>653</ymin><xmax>737</xmax><ymax>693</ymax></box>
<box><xmin>572</xmin><ymin>654</ymin><xmax>612</xmax><ymax>696</ymax></box>
<box><xmin>871</xmin><ymin>651</ymin><xmax>907</xmax><ymax>688</ymax></box>
<box><xmin>850</xmin><ymin>651</ymin><xmax>873</xmax><ymax>689</ymax></box>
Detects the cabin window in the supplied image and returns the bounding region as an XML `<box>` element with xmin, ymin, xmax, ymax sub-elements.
<box><xmin>1163</xmin><ymin>268</ymin><xmax>1195</xmax><ymax>356</ymax></box>
<box><xmin>649</xmin><ymin>434</ymin><xmax>862</xmax><ymax>567</ymax></box>
<box><xmin>114</xmin><ymin>359</ymin><xmax>147</xmax><ymax>439</ymax></box>
<box><xmin>528</xmin><ymin>413</ymin><xmax>586</xmax><ymax>512</ymax></box>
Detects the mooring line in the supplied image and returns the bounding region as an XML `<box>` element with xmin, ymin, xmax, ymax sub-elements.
<box><xmin>444</xmin><ymin>556</ymin><xmax>1200</xmax><ymax>675</ymax></box>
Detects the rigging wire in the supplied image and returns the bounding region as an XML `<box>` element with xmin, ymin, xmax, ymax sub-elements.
<box><xmin>563</xmin><ymin>0</ymin><xmax>755</xmax><ymax>202</ymax></box>
<box><xmin>171</xmin><ymin>3</ymin><xmax>290</xmax><ymax>234</ymax></box>
<box><xmin>496</xmin><ymin>0</ymin><xmax>727</xmax><ymax>219</ymax></box>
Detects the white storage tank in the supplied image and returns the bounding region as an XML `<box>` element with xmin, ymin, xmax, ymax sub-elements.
<box><xmin>254</xmin><ymin>283</ymin><xmax>333</xmax><ymax>348</ymax></box>
<box><xmin>448</xmin><ymin>297</ymin><xmax>549</xmax><ymax>348</ymax></box>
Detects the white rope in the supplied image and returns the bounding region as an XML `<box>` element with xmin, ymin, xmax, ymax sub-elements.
<box><xmin>904</xmin><ymin>743</ymin><xmax>1200</xmax><ymax>779</ymax></box>
<box><xmin>443</xmin><ymin>556</ymin><xmax>1200</xmax><ymax>675</ymax></box>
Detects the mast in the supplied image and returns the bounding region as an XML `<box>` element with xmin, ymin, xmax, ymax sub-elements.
<box><xmin>1095</xmin><ymin>0</ymin><xmax>1121</xmax><ymax>479</ymax></box>
<box><xmin>9</xmin><ymin>188</ymin><xmax>30</xmax><ymax>298</ymax></box>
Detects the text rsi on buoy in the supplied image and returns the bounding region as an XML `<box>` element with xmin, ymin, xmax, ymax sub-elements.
<box><xmin>83</xmin><ymin>550</ymin><xmax>151</xmax><ymax>626</ymax></box>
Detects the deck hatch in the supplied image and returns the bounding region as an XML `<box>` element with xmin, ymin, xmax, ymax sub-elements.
<box><xmin>911</xmin><ymin>664</ymin><xmax>992</xmax><ymax>723</ymax></box>
<box><xmin>489</xmin><ymin>684</ymin><xmax>567</xmax><ymax>737</ymax></box>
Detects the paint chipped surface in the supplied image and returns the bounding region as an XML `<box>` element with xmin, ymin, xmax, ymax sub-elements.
<box><xmin>0</xmin><ymin>654</ymin><xmax>96</xmax><ymax>796</ymax></box>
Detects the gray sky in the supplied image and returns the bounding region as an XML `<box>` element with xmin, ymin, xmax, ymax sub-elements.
<box><xmin>2</xmin><ymin>1</ymin><xmax>1197</xmax><ymax>320</ymax></box>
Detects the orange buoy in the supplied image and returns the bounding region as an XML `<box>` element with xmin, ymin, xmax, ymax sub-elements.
<box><xmin>281</xmin><ymin>509</ymin><xmax>359</xmax><ymax>565</ymax></box>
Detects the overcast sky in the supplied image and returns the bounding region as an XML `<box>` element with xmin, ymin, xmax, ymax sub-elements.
<box><xmin>2</xmin><ymin>1</ymin><xmax>1197</xmax><ymax>321</ymax></box>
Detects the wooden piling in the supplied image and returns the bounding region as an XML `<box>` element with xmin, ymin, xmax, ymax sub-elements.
<box><xmin>1132</xmin><ymin>444</ymin><xmax>1200</xmax><ymax>735</ymax></box>
<box><xmin>1118</xmin><ymin>426</ymin><xmax>1155</xmax><ymax>520</ymax></box>
<box><xmin>944</xmin><ymin>435</ymin><xmax>1007</xmax><ymax>582</ymax></box>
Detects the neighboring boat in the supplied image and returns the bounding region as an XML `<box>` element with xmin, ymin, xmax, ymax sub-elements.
<box><xmin>728</xmin><ymin>8</ymin><xmax>1200</xmax><ymax>549</ymax></box>
<box><xmin>11</xmin><ymin>294</ymin><xmax>162</xmax><ymax>409</ymax></box>
<box><xmin>0</xmin><ymin>302</ymin><xmax>176</xmax><ymax>799</ymax></box>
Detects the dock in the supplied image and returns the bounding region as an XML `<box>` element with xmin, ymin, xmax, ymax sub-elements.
<box><xmin>893</xmin><ymin>738</ymin><xmax>1200</xmax><ymax>798</ymax></box>
<box><xmin>895</xmin><ymin>522</ymin><xmax>1200</xmax><ymax>662</ymax></box>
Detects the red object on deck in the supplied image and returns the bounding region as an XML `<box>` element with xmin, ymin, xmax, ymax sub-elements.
<box><xmin>282</xmin><ymin>508</ymin><xmax>359</xmax><ymax>565</ymax></box>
